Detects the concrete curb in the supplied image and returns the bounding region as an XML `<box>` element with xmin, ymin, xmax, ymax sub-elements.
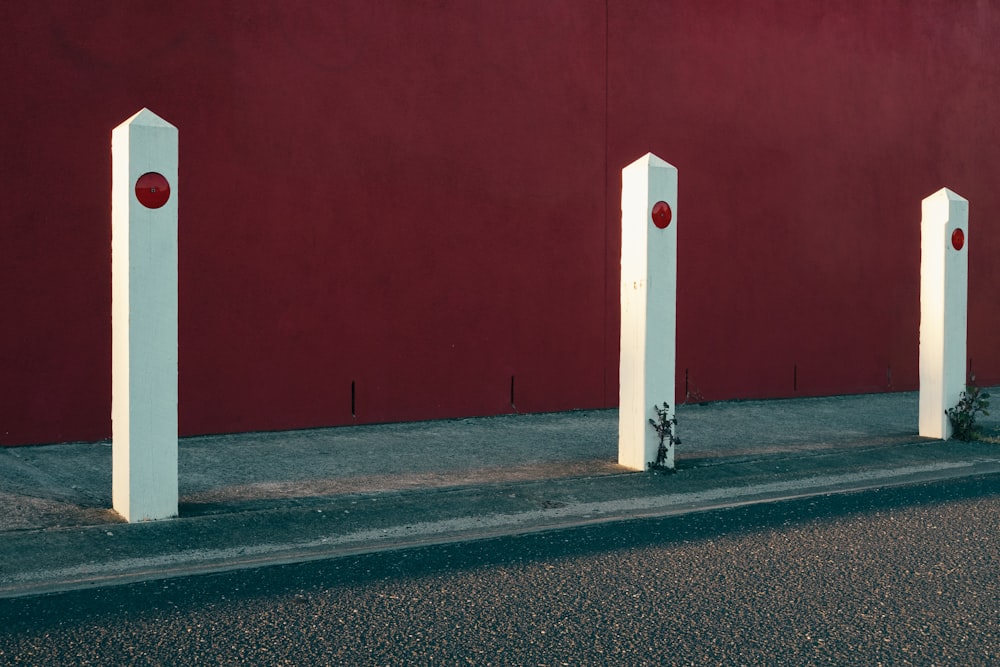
<box><xmin>3</xmin><ymin>438</ymin><xmax>999</xmax><ymax>599</ymax></box>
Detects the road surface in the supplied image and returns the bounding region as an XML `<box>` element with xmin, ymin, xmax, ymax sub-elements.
<box><xmin>2</xmin><ymin>474</ymin><xmax>998</xmax><ymax>665</ymax></box>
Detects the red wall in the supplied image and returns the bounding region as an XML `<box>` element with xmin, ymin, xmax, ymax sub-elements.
<box><xmin>606</xmin><ymin>0</ymin><xmax>1000</xmax><ymax>405</ymax></box>
<box><xmin>3</xmin><ymin>1</ymin><xmax>999</xmax><ymax>445</ymax></box>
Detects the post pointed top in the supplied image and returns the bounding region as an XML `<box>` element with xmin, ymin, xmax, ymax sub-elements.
<box><xmin>925</xmin><ymin>187</ymin><xmax>967</xmax><ymax>204</ymax></box>
<box><xmin>116</xmin><ymin>107</ymin><xmax>177</xmax><ymax>131</ymax></box>
<box><xmin>626</xmin><ymin>152</ymin><xmax>676</xmax><ymax>171</ymax></box>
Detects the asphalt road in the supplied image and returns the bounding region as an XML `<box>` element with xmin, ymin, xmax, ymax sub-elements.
<box><xmin>2</xmin><ymin>474</ymin><xmax>998</xmax><ymax>666</ymax></box>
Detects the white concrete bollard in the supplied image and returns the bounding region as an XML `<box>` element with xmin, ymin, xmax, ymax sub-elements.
<box><xmin>919</xmin><ymin>187</ymin><xmax>968</xmax><ymax>440</ymax></box>
<box><xmin>619</xmin><ymin>153</ymin><xmax>678</xmax><ymax>470</ymax></box>
<box><xmin>111</xmin><ymin>108</ymin><xmax>179</xmax><ymax>521</ymax></box>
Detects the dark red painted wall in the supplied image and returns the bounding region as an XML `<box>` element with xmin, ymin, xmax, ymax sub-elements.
<box><xmin>2</xmin><ymin>1</ymin><xmax>998</xmax><ymax>445</ymax></box>
<box><xmin>605</xmin><ymin>0</ymin><xmax>1000</xmax><ymax>405</ymax></box>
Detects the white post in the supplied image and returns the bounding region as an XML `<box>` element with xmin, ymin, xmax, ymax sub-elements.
<box><xmin>619</xmin><ymin>153</ymin><xmax>677</xmax><ymax>470</ymax></box>
<box><xmin>112</xmin><ymin>108</ymin><xmax>179</xmax><ymax>521</ymax></box>
<box><xmin>919</xmin><ymin>187</ymin><xmax>968</xmax><ymax>440</ymax></box>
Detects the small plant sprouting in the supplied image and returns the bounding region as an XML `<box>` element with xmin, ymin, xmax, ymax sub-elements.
<box><xmin>946</xmin><ymin>382</ymin><xmax>990</xmax><ymax>441</ymax></box>
<box><xmin>648</xmin><ymin>402</ymin><xmax>680</xmax><ymax>472</ymax></box>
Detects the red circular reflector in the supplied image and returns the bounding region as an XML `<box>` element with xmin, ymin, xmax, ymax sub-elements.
<box><xmin>952</xmin><ymin>228</ymin><xmax>965</xmax><ymax>251</ymax></box>
<box><xmin>135</xmin><ymin>172</ymin><xmax>170</xmax><ymax>209</ymax></box>
<box><xmin>651</xmin><ymin>201</ymin><xmax>672</xmax><ymax>229</ymax></box>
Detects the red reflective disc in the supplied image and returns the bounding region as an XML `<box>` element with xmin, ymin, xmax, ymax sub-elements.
<box><xmin>651</xmin><ymin>201</ymin><xmax>672</xmax><ymax>229</ymax></box>
<box><xmin>952</xmin><ymin>228</ymin><xmax>965</xmax><ymax>251</ymax></box>
<box><xmin>135</xmin><ymin>172</ymin><xmax>170</xmax><ymax>209</ymax></box>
